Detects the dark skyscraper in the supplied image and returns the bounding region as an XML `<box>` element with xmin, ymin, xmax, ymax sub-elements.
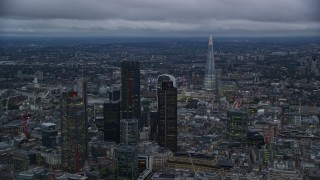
<box><xmin>61</xmin><ymin>92</ymin><xmax>88</xmax><ymax>173</ymax></box>
<box><xmin>103</xmin><ymin>101</ymin><xmax>121</xmax><ymax>143</ymax></box>
<box><xmin>121</xmin><ymin>60</ymin><xmax>141</xmax><ymax>128</ymax></box>
<box><xmin>157</xmin><ymin>79</ymin><xmax>178</xmax><ymax>152</ymax></box>
<box><xmin>41</xmin><ymin>123</ymin><xmax>58</xmax><ymax>148</ymax></box>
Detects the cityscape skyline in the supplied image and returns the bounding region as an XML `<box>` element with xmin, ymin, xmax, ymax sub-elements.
<box><xmin>0</xmin><ymin>1</ymin><xmax>319</xmax><ymax>178</ymax></box>
<box><xmin>0</xmin><ymin>0</ymin><xmax>319</xmax><ymax>37</ymax></box>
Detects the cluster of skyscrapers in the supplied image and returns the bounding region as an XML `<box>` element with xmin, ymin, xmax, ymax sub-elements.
<box><xmin>58</xmin><ymin>35</ymin><xmax>226</xmax><ymax>178</ymax></box>
<box><xmin>59</xmin><ymin>59</ymin><xmax>178</xmax><ymax>179</ymax></box>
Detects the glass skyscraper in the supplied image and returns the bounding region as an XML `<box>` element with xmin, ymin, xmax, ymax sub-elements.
<box><xmin>121</xmin><ymin>60</ymin><xmax>141</xmax><ymax>128</ymax></box>
<box><xmin>103</xmin><ymin>101</ymin><xmax>121</xmax><ymax>143</ymax></box>
<box><xmin>204</xmin><ymin>35</ymin><xmax>216</xmax><ymax>91</ymax></box>
<box><xmin>157</xmin><ymin>79</ymin><xmax>178</xmax><ymax>152</ymax></box>
<box><xmin>227</xmin><ymin>110</ymin><xmax>248</xmax><ymax>143</ymax></box>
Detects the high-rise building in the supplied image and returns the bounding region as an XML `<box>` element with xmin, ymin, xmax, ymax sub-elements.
<box><xmin>115</xmin><ymin>145</ymin><xmax>138</xmax><ymax>180</ymax></box>
<box><xmin>121</xmin><ymin>61</ymin><xmax>141</xmax><ymax>128</ymax></box>
<box><xmin>60</xmin><ymin>92</ymin><xmax>88</xmax><ymax>173</ymax></box>
<box><xmin>116</xmin><ymin>118</ymin><xmax>139</xmax><ymax>179</ymax></box>
<box><xmin>141</xmin><ymin>98</ymin><xmax>151</xmax><ymax>128</ymax></box>
<box><xmin>73</xmin><ymin>78</ymin><xmax>88</xmax><ymax>157</ymax></box>
<box><xmin>103</xmin><ymin>101</ymin><xmax>121</xmax><ymax>143</ymax></box>
<box><xmin>157</xmin><ymin>74</ymin><xmax>177</xmax><ymax>101</ymax></box>
<box><xmin>109</xmin><ymin>84</ymin><xmax>121</xmax><ymax>101</ymax></box>
<box><xmin>227</xmin><ymin>110</ymin><xmax>248</xmax><ymax>143</ymax></box>
<box><xmin>41</xmin><ymin>122</ymin><xmax>58</xmax><ymax>148</ymax></box>
<box><xmin>120</xmin><ymin>119</ymin><xmax>139</xmax><ymax>145</ymax></box>
<box><xmin>149</xmin><ymin>111</ymin><xmax>159</xmax><ymax>142</ymax></box>
<box><xmin>204</xmin><ymin>35</ymin><xmax>216</xmax><ymax>91</ymax></box>
<box><xmin>157</xmin><ymin>79</ymin><xmax>178</xmax><ymax>152</ymax></box>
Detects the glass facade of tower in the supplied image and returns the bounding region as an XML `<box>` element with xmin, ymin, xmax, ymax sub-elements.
<box><xmin>103</xmin><ymin>101</ymin><xmax>121</xmax><ymax>143</ymax></box>
<box><xmin>61</xmin><ymin>92</ymin><xmax>87</xmax><ymax>173</ymax></box>
<box><xmin>227</xmin><ymin>110</ymin><xmax>248</xmax><ymax>143</ymax></box>
<box><xmin>158</xmin><ymin>80</ymin><xmax>178</xmax><ymax>152</ymax></box>
<box><xmin>120</xmin><ymin>119</ymin><xmax>139</xmax><ymax>145</ymax></box>
<box><xmin>41</xmin><ymin>123</ymin><xmax>58</xmax><ymax>148</ymax></box>
<box><xmin>204</xmin><ymin>35</ymin><xmax>216</xmax><ymax>91</ymax></box>
<box><xmin>121</xmin><ymin>61</ymin><xmax>141</xmax><ymax>128</ymax></box>
<box><xmin>115</xmin><ymin>145</ymin><xmax>138</xmax><ymax>180</ymax></box>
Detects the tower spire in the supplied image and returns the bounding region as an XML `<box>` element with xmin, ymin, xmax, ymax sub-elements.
<box><xmin>209</xmin><ymin>34</ymin><xmax>213</xmax><ymax>45</ymax></box>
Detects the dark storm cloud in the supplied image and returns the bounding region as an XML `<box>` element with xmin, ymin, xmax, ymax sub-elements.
<box><xmin>0</xmin><ymin>0</ymin><xmax>319</xmax><ymax>36</ymax></box>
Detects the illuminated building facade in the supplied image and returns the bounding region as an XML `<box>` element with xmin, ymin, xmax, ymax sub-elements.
<box><xmin>121</xmin><ymin>61</ymin><xmax>141</xmax><ymax>128</ymax></box>
<box><xmin>61</xmin><ymin>92</ymin><xmax>87</xmax><ymax>173</ymax></box>
<box><xmin>158</xmin><ymin>80</ymin><xmax>177</xmax><ymax>152</ymax></box>
<box><xmin>227</xmin><ymin>110</ymin><xmax>248</xmax><ymax>143</ymax></box>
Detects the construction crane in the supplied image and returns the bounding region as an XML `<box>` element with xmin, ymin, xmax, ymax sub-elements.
<box><xmin>187</xmin><ymin>151</ymin><xmax>197</xmax><ymax>179</ymax></box>
<box><xmin>22</xmin><ymin>99</ymin><xmax>31</xmax><ymax>141</ymax></box>
<box><xmin>23</xmin><ymin>110</ymin><xmax>29</xmax><ymax>141</ymax></box>
<box><xmin>232</xmin><ymin>97</ymin><xmax>242</xmax><ymax>109</ymax></box>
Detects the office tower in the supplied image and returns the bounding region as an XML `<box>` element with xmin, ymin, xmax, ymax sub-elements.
<box><xmin>227</xmin><ymin>110</ymin><xmax>248</xmax><ymax>143</ymax></box>
<box><xmin>158</xmin><ymin>80</ymin><xmax>178</xmax><ymax>152</ymax></box>
<box><xmin>121</xmin><ymin>61</ymin><xmax>141</xmax><ymax>128</ymax></box>
<box><xmin>116</xmin><ymin>118</ymin><xmax>139</xmax><ymax>179</ymax></box>
<box><xmin>95</xmin><ymin>116</ymin><xmax>104</xmax><ymax>132</ymax></box>
<box><xmin>141</xmin><ymin>98</ymin><xmax>151</xmax><ymax>127</ymax></box>
<box><xmin>109</xmin><ymin>84</ymin><xmax>121</xmax><ymax>101</ymax></box>
<box><xmin>156</xmin><ymin>74</ymin><xmax>177</xmax><ymax>101</ymax></box>
<box><xmin>61</xmin><ymin>92</ymin><xmax>88</xmax><ymax>173</ymax></box>
<box><xmin>103</xmin><ymin>101</ymin><xmax>121</xmax><ymax>143</ymax></box>
<box><xmin>115</xmin><ymin>145</ymin><xmax>138</xmax><ymax>180</ymax></box>
<box><xmin>120</xmin><ymin>119</ymin><xmax>139</xmax><ymax>145</ymax></box>
<box><xmin>149</xmin><ymin>111</ymin><xmax>159</xmax><ymax>142</ymax></box>
<box><xmin>41</xmin><ymin>123</ymin><xmax>58</xmax><ymax>148</ymax></box>
<box><xmin>204</xmin><ymin>35</ymin><xmax>216</xmax><ymax>91</ymax></box>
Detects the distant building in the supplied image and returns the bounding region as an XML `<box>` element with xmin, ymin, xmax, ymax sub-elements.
<box><xmin>103</xmin><ymin>101</ymin><xmax>121</xmax><ymax>143</ymax></box>
<box><xmin>227</xmin><ymin>110</ymin><xmax>248</xmax><ymax>143</ymax></box>
<box><xmin>204</xmin><ymin>35</ymin><xmax>216</xmax><ymax>91</ymax></box>
<box><xmin>60</xmin><ymin>92</ymin><xmax>88</xmax><ymax>173</ymax></box>
<box><xmin>158</xmin><ymin>80</ymin><xmax>178</xmax><ymax>152</ymax></box>
<box><xmin>150</xmin><ymin>111</ymin><xmax>159</xmax><ymax>142</ymax></box>
<box><xmin>41</xmin><ymin>123</ymin><xmax>58</xmax><ymax>148</ymax></box>
<box><xmin>95</xmin><ymin>116</ymin><xmax>104</xmax><ymax>132</ymax></box>
<box><xmin>109</xmin><ymin>84</ymin><xmax>121</xmax><ymax>101</ymax></box>
<box><xmin>121</xmin><ymin>61</ymin><xmax>141</xmax><ymax>128</ymax></box>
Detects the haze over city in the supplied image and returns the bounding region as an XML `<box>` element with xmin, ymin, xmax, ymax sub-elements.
<box><xmin>1</xmin><ymin>0</ymin><xmax>320</xmax><ymax>37</ymax></box>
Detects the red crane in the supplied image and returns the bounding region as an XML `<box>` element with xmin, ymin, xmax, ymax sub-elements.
<box><xmin>281</xmin><ymin>107</ymin><xmax>285</xmax><ymax>132</ymax></box>
<box><xmin>23</xmin><ymin>110</ymin><xmax>28</xmax><ymax>140</ymax></box>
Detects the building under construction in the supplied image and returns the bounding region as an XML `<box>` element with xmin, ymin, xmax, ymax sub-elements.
<box><xmin>60</xmin><ymin>91</ymin><xmax>88</xmax><ymax>173</ymax></box>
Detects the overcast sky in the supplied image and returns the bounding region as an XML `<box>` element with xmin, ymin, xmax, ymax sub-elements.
<box><xmin>0</xmin><ymin>0</ymin><xmax>319</xmax><ymax>37</ymax></box>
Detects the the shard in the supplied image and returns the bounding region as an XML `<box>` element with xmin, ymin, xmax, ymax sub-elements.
<box><xmin>204</xmin><ymin>35</ymin><xmax>216</xmax><ymax>91</ymax></box>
